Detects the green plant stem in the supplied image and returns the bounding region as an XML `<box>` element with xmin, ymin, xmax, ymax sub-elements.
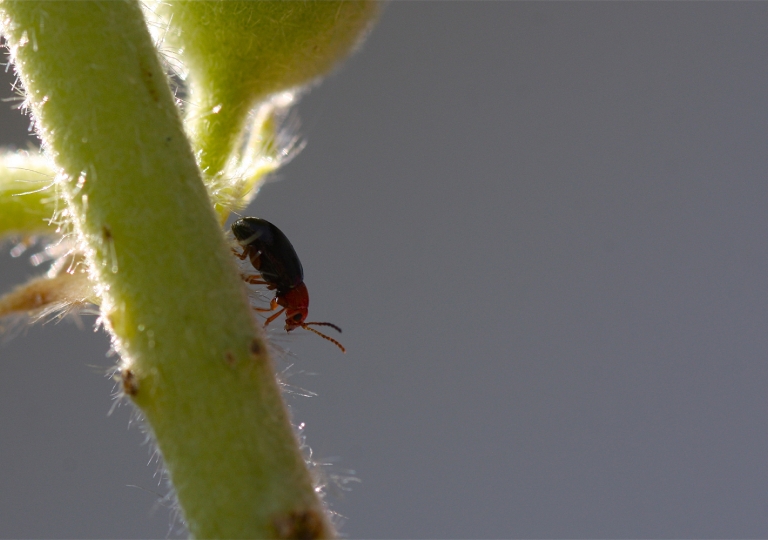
<box><xmin>153</xmin><ymin>0</ymin><xmax>378</xmax><ymax>180</ymax></box>
<box><xmin>0</xmin><ymin>2</ymin><xmax>331</xmax><ymax>538</ymax></box>
<box><xmin>0</xmin><ymin>151</ymin><xmax>57</xmax><ymax>235</ymax></box>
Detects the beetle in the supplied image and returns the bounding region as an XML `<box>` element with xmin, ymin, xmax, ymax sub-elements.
<box><xmin>231</xmin><ymin>217</ymin><xmax>345</xmax><ymax>352</ymax></box>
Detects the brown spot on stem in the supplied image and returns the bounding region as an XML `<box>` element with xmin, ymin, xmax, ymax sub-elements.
<box><xmin>224</xmin><ymin>350</ymin><xmax>236</xmax><ymax>366</ymax></box>
<box><xmin>137</xmin><ymin>55</ymin><xmax>160</xmax><ymax>104</ymax></box>
<box><xmin>272</xmin><ymin>509</ymin><xmax>326</xmax><ymax>540</ymax></box>
<box><xmin>121</xmin><ymin>368</ymin><xmax>138</xmax><ymax>396</ymax></box>
<box><xmin>250</xmin><ymin>338</ymin><xmax>263</xmax><ymax>356</ymax></box>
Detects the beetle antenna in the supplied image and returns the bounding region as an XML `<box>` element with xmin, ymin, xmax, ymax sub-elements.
<box><xmin>303</xmin><ymin>321</ymin><xmax>342</xmax><ymax>333</ymax></box>
<box><xmin>301</xmin><ymin>324</ymin><xmax>346</xmax><ymax>353</ymax></box>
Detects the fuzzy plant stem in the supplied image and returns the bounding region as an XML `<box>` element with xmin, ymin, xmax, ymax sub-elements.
<box><xmin>0</xmin><ymin>152</ymin><xmax>57</xmax><ymax>235</ymax></box>
<box><xmin>0</xmin><ymin>2</ymin><xmax>332</xmax><ymax>538</ymax></box>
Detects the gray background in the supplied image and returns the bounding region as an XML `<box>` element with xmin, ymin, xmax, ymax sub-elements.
<box><xmin>3</xmin><ymin>2</ymin><xmax>768</xmax><ymax>538</ymax></box>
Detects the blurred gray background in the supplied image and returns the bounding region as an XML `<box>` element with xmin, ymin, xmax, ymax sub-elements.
<box><xmin>3</xmin><ymin>2</ymin><xmax>768</xmax><ymax>538</ymax></box>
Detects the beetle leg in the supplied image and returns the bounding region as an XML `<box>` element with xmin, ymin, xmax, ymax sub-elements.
<box><xmin>231</xmin><ymin>247</ymin><xmax>248</xmax><ymax>260</ymax></box>
<box><xmin>264</xmin><ymin>307</ymin><xmax>286</xmax><ymax>327</ymax></box>
<box><xmin>242</xmin><ymin>274</ymin><xmax>269</xmax><ymax>285</ymax></box>
<box><xmin>241</xmin><ymin>274</ymin><xmax>278</xmax><ymax>290</ymax></box>
<box><xmin>254</xmin><ymin>297</ymin><xmax>279</xmax><ymax>312</ymax></box>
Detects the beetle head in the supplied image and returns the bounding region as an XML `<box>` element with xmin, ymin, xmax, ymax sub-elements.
<box><xmin>278</xmin><ymin>284</ymin><xmax>309</xmax><ymax>331</ymax></box>
<box><xmin>284</xmin><ymin>307</ymin><xmax>308</xmax><ymax>332</ymax></box>
<box><xmin>276</xmin><ymin>282</ymin><xmax>345</xmax><ymax>352</ymax></box>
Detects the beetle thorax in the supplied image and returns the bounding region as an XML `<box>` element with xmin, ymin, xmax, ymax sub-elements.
<box><xmin>277</xmin><ymin>282</ymin><xmax>310</xmax><ymax>331</ymax></box>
